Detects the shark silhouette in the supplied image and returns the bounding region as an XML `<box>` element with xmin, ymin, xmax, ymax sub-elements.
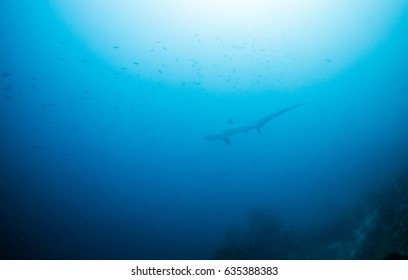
<box><xmin>205</xmin><ymin>102</ymin><xmax>307</xmax><ymax>145</ymax></box>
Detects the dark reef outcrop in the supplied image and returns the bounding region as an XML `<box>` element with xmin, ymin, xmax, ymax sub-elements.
<box><xmin>214</xmin><ymin>167</ymin><xmax>408</xmax><ymax>259</ymax></box>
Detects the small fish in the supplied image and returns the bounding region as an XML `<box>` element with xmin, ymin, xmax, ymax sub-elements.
<box><xmin>3</xmin><ymin>84</ymin><xmax>13</xmax><ymax>91</ymax></box>
<box><xmin>70</xmin><ymin>125</ymin><xmax>79</xmax><ymax>132</ymax></box>
<box><xmin>1</xmin><ymin>73</ymin><xmax>11</xmax><ymax>77</ymax></box>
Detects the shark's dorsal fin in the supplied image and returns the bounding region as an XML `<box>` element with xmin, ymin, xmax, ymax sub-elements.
<box><xmin>222</xmin><ymin>137</ymin><xmax>231</xmax><ymax>145</ymax></box>
<box><xmin>228</xmin><ymin>117</ymin><xmax>234</xmax><ymax>125</ymax></box>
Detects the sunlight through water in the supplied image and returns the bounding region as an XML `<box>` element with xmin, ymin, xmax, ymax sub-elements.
<box><xmin>52</xmin><ymin>0</ymin><xmax>406</xmax><ymax>92</ymax></box>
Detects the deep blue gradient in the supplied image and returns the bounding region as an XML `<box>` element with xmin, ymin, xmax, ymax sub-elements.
<box><xmin>1</xmin><ymin>1</ymin><xmax>408</xmax><ymax>259</ymax></box>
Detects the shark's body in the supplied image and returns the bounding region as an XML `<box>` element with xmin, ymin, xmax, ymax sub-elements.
<box><xmin>205</xmin><ymin>102</ymin><xmax>306</xmax><ymax>145</ymax></box>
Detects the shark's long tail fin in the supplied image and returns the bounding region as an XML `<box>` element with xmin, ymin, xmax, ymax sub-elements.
<box><xmin>255</xmin><ymin>102</ymin><xmax>307</xmax><ymax>131</ymax></box>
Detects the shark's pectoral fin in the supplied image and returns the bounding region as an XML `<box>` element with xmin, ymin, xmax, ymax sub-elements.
<box><xmin>222</xmin><ymin>137</ymin><xmax>231</xmax><ymax>145</ymax></box>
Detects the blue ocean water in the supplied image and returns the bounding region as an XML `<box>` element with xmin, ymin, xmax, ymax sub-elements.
<box><xmin>1</xmin><ymin>1</ymin><xmax>408</xmax><ymax>259</ymax></box>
